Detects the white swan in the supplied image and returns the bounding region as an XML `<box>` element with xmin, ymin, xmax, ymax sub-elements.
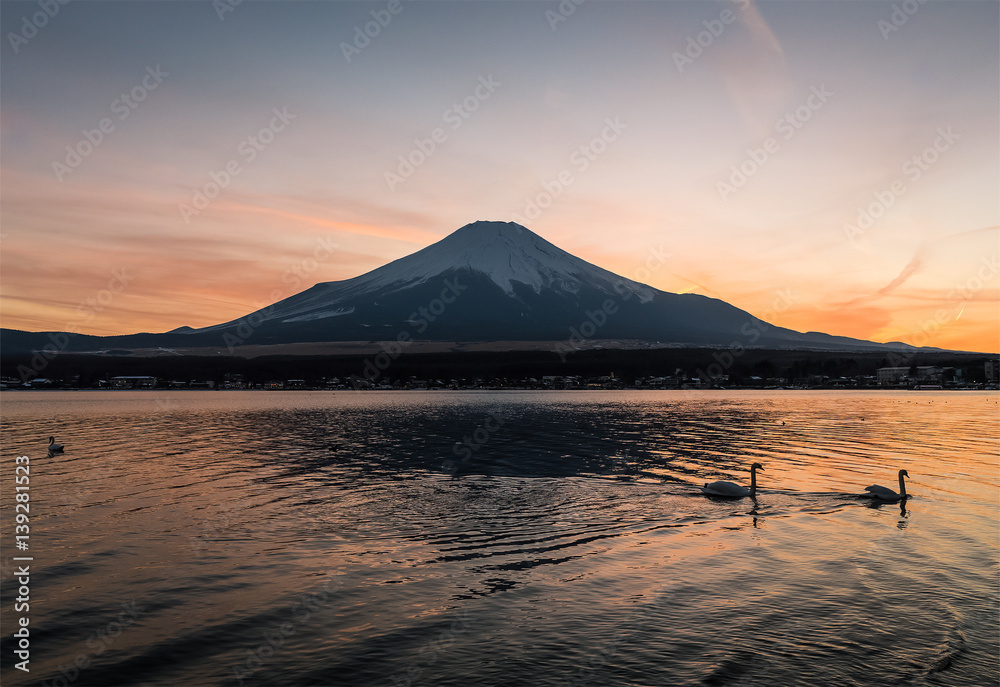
<box><xmin>864</xmin><ymin>469</ymin><xmax>909</xmax><ymax>501</ymax></box>
<box><xmin>701</xmin><ymin>462</ymin><xmax>764</xmax><ymax>498</ymax></box>
<box><xmin>48</xmin><ymin>436</ymin><xmax>64</xmax><ymax>453</ymax></box>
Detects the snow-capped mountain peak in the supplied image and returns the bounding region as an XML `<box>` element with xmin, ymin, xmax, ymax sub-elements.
<box><xmin>350</xmin><ymin>220</ymin><xmax>654</xmax><ymax>300</ymax></box>
<box><xmin>14</xmin><ymin>219</ymin><xmax>921</xmax><ymax>354</ymax></box>
<box><xmin>212</xmin><ymin>220</ymin><xmax>656</xmax><ymax>330</ymax></box>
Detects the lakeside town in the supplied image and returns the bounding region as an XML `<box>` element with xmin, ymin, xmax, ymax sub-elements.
<box><xmin>5</xmin><ymin>361</ymin><xmax>999</xmax><ymax>392</ymax></box>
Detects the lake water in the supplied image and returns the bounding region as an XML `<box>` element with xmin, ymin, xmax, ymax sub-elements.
<box><xmin>1</xmin><ymin>390</ymin><xmax>997</xmax><ymax>687</ymax></box>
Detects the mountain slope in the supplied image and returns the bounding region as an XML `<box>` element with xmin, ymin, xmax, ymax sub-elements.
<box><xmin>1</xmin><ymin>220</ymin><xmax>929</xmax><ymax>354</ymax></box>
<box><xmin>199</xmin><ymin>220</ymin><xmax>654</xmax><ymax>331</ymax></box>
<box><xmin>185</xmin><ymin>220</ymin><xmax>907</xmax><ymax>351</ymax></box>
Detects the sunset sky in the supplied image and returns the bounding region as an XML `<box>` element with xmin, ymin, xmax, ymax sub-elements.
<box><xmin>1</xmin><ymin>0</ymin><xmax>997</xmax><ymax>352</ymax></box>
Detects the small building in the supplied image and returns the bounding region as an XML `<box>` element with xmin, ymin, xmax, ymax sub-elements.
<box><xmin>111</xmin><ymin>376</ymin><xmax>157</xmax><ymax>389</ymax></box>
<box><xmin>986</xmin><ymin>360</ymin><xmax>1000</xmax><ymax>384</ymax></box>
<box><xmin>878</xmin><ymin>366</ymin><xmax>947</xmax><ymax>387</ymax></box>
<box><xmin>915</xmin><ymin>366</ymin><xmax>945</xmax><ymax>383</ymax></box>
<box><xmin>877</xmin><ymin>367</ymin><xmax>908</xmax><ymax>386</ymax></box>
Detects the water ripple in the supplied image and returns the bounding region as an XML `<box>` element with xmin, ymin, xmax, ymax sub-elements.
<box><xmin>0</xmin><ymin>390</ymin><xmax>997</xmax><ymax>687</ymax></box>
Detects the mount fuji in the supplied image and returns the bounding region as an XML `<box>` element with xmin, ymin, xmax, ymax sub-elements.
<box><xmin>201</xmin><ymin>219</ymin><xmax>662</xmax><ymax>345</ymax></box>
<box><xmin>3</xmin><ymin>220</ymin><xmax>923</xmax><ymax>353</ymax></box>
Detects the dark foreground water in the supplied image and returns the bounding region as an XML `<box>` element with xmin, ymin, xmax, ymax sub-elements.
<box><xmin>1</xmin><ymin>390</ymin><xmax>997</xmax><ymax>687</ymax></box>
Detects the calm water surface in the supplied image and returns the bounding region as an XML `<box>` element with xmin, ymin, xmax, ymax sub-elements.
<box><xmin>1</xmin><ymin>390</ymin><xmax>997</xmax><ymax>686</ymax></box>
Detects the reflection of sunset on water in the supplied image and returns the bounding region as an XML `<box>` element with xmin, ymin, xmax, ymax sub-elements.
<box><xmin>1</xmin><ymin>390</ymin><xmax>996</xmax><ymax>686</ymax></box>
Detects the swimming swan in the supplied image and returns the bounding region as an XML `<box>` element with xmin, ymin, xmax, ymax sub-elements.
<box><xmin>701</xmin><ymin>462</ymin><xmax>764</xmax><ymax>498</ymax></box>
<box><xmin>48</xmin><ymin>436</ymin><xmax>64</xmax><ymax>453</ymax></box>
<box><xmin>864</xmin><ymin>469</ymin><xmax>909</xmax><ymax>501</ymax></box>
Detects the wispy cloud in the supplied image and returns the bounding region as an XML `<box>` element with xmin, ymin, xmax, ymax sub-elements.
<box><xmin>719</xmin><ymin>0</ymin><xmax>793</xmax><ymax>138</ymax></box>
<box><xmin>876</xmin><ymin>248</ymin><xmax>926</xmax><ymax>296</ymax></box>
<box><xmin>0</xmin><ymin>2</ymin><xmax>996</xmax><ymax>352</ymax></box>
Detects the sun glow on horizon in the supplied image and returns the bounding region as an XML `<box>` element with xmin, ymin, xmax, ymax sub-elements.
<box><xmin>0</xmin><ymin>1</ymin><xmax>996</xmax><ymax>353</ymax></box>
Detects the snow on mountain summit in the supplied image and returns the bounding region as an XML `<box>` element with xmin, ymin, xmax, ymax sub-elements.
<box><xmin>200</xmin><ymin>220</ymin><xmax>657</xmax><ymax>330</ymax></box>
<box><xmin>347</xmin><ymin>220</ymin><xmax>655</xmax><ymax>300</ymax></box>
